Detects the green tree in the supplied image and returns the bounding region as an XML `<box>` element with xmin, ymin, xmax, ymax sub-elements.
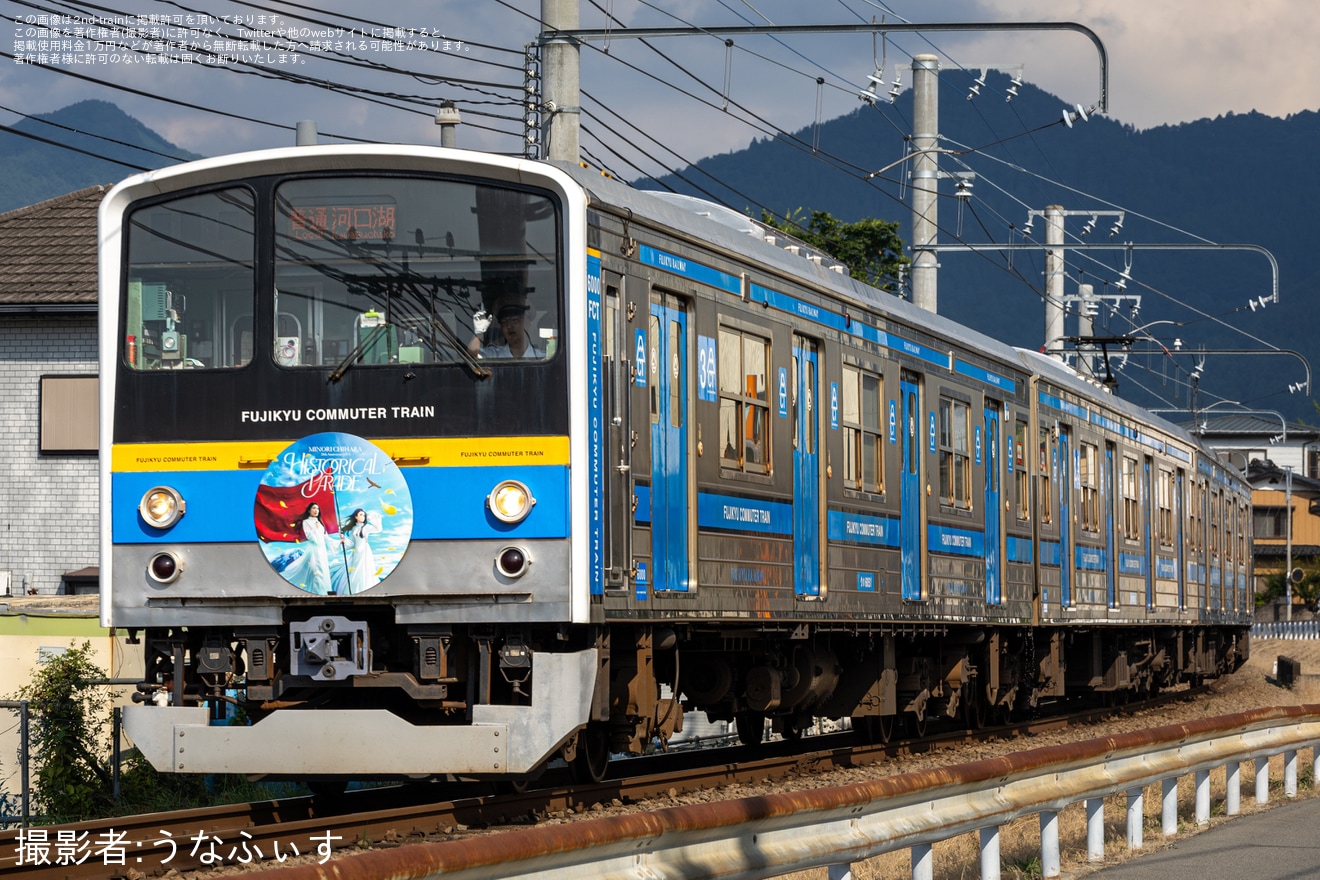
<box><xmin>1256</xmin><ymin>563</ymin><xmax>1320</xmax><ymax>609</ymax></box>
<box><xmin>758</xmin><ymin>208</ymin><xmax>908</xmax><ymax>290</ymax></box>
<box><xmin>18</xmin><ymin>642</ymin><xmax>116</xmax><ymax>821</ymax></box>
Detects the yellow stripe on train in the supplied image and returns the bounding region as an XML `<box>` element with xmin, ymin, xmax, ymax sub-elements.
<box><xmin>111</xmin><ymin>436</ymin><xmax>571</xmax><ymax>472</ymax></box>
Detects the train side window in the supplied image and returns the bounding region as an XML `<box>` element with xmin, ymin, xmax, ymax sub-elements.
<box><xmin>841</xmin><ymin>364</ymin><xmax>884</xmax><ymax>493</ymax></box>
<box><xmin>1210</xmin><ymin>490</ymin><xmax>1221</xmax><ymax>560</ymax></box>
<box><xmin>791</xmin><ymin>351</ymin><xmax>817</xmax><ymax>455</ymax></box>
<box><xmin>1157</xmin><ymin>469</ymin><xmax>1175</xmax><ymax>547</ymax></box>
<box><xmin>718</xmin><ymin>327</ymin><xmax>770</xmax><ymax>474</ymax></box>
<box><xmin>1078</xmin><ymin>442</ymin><xmax>1099</xmax><ymax>533</ymax></box>
<box><xmin>1122</xmin><ymin>455</ymin><xmax>1140</xmax><ymax>540</ymax></box>
<box><xmin>1037</xmin><ymin>427</ymin><xmax>1053</xmax><ymax>525</ymax></box>
<box><xmin>937</xmin><ymin>396</ymin><xmax>970</xmax><ymax>509</ymax></box>
<box><xmin>1014</xmin><ymin>420</ymin><xmax>1029</xmax><ymax>522</ymax></box>
<box><xmin>124</xmin><ymin>187</ymin><xmax>256</xmax><ymax>370</ymax></box>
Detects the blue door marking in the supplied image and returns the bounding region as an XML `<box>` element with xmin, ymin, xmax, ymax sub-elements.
<box><xmin>793</xmin><ymin>341</ymin><xmax>821</xmax><ymax>597</ymax></box>
<box><xmin>1144</xmin><ymin>460</ymin><xmax>1154</xmax><ymax>610</ymax></box>
<box><xmin>984</xmin><ymin>406</ymin><xmax>1002</xmax><ymax>605</ymax></box>
<box><xmin>1176</xmin><ymin>470</ymin><xmax>1185</xmax><ymax>610</ymax></box>
<box><xmin>1105</xmin><ymin>446</ymin><xmax>1117</xmax><ymax>607</ymax></box>
<box><xmin>901</xmin><ymin>379</ymin><xmax>923</xmax><ymax>601</ymax></box>
<box><xmin>650</xmin><ymin>300</ymin><xmax>689</xmax><ymax>592</ymax></box>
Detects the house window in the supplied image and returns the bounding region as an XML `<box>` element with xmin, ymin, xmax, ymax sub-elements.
<box><xmin>841</xmin><ymin>364</ymin><xmax>883</xmax><ymax>493</ymax></box>
<box><xmin>718</xmin><ymin>327</ymin><xmax>770</xmax><ymax>473</ymax></box>
<box><xmin>938</xmin><ymin>396</ymin><xmax>971</xmax><ymax>509</ymax></box>
<box><xmin>1253</xmin><ymin>505</ymin><xmax>1289</xmax><ymax>539</ymax></box>
<box><xmin>40</xmin><ymin>375</ymin><xmax>98</xmax><ymax>454</ymax></box>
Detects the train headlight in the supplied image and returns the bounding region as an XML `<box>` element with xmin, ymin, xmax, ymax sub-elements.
<box><xmin>487</xmin><ymin>480</ymin><xmax>535</xmax><ymax>524</ymax></box>
<box><xmin>139</xmin><ymin>486</ymin><xmax>186</xmax><ymax>529</ymax></box>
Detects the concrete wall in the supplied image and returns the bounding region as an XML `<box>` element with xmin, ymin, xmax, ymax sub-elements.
<box><xmin>0</xmin><ymin>314</ymin><xmax>98</xmax><ymax>595</ymax></box>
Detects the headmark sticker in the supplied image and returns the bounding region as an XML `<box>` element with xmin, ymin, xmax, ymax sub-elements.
<box><xmin>253</xmin><ymin>432</ymin><xmax>414</xmax><ymax>595</ymax></box>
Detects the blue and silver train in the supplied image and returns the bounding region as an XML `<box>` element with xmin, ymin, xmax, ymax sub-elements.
<box><xmin>100</xmin><ymin>145</ymin><xmax>1251</xmax><ymax>783</ymax></box>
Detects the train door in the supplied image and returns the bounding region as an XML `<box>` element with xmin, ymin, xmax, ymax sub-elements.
<box><xmin>1176</xmin><ymin>468</ymin><xmax>1186</xmax><ymax>610</ymax></box>
<box><xmin>1058</xmin><ymin>426</ymin><xmax>1073</xmax><ymax>607</ymax></box>
<box><xmin>601</xmin><ymin>275</ymin><xmax>630</xmax><ymax>590</ymax></box>
<box><xmin>900</xmin><ymin>372</ymin><xmax>924</xmax><ymax>601</ymax></box>
<box><xmin>1105</xmin><ymin>443</ymin><xmax>1117</xmax><ymax>608</ymax></box>
<box><xmin>984</xmin><ymin>402</ymin><xmax>1002</xmax><ymax>605</ymax></box>
<box><xmin>792</xmin><ymin>336</ymin><xmax>822</xmax><ymax>598</ymax></box>
<box><xmin>649</xmin><ymin>292</ymin><xmax>690</xmax><ymax>592</ymax></box>
<box><xmin>1143</xmin><ymin>457</ymin><xmax>1154</xmax><ymax>610</ymax></box>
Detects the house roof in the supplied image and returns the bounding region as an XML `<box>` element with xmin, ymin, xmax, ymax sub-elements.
<box><xmin>0</xmin><ymin>185</ymin><xmax>109</xmax><ymax>309</ymax></box>
<box><xmin>1247</xmin><ymin>459</ymin><xmax>1320</xmax><ymax>497</ymax></box>
<box><xmin>1184</xmin><ymin>414</ymin><xmax>1320</xmax><ymax>442</ymax></box>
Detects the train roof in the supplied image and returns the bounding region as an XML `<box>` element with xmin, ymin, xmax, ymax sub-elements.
<box><xmin>555</xmin><ymin>163</ymin><xmax>1238</xmax><ymax>478</ymax></box>
<box><xmin>556</xmin><ymin>163</ymin><xmax>1022</xmax><ymax>370</ymax></box>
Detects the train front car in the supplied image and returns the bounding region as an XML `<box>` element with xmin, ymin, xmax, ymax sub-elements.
<box><xmin>99</xmin><ymin>147</ymin><xmax>601</xmax><ymax>780</ymax></box>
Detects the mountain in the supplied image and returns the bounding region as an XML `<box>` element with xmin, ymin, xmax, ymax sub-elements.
<box><xmin>648</xmin><ymin>73</ymin><xmax>1320</xmax><ymax>422</ymax></box>
<box><xmin>0</xmin><ymin>100</ymin><xmax>200</xmax><ymax>213</ymax></box>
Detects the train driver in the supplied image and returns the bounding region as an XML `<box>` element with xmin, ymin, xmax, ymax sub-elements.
<box><xmin>468</xmin><ymin>296</ymin><xmax>545</xmax><ymax>359</ymax></box>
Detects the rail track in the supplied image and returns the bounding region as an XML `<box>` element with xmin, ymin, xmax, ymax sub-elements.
<box><xmin>0</xmin><ymin>687</ymin><xmax>1208</xmax><ymax>879</ymax></box>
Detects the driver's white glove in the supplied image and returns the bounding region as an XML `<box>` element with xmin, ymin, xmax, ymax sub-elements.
<box><xmin>472</xmin><ymin>309</ymin><xmax>491</xmax><ymax>335</ymax></box>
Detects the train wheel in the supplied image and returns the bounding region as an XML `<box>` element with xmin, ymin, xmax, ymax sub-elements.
<box><xmin>965</xmin><ymin>689</ymin><xmax>988</xmax><ymax>729</ymax></box>
<box><xmin>572</xmin><ymin>722</ymin><xmax>611</xmax><ymax>784</ymax></box>
<box><xmin>735</xmin><ymin>711</ymin><xmax>766</xmax><ymax>746</ymax></box>
<box><xmin>852</xmin><ymin>715</ymin><xmax>895</xmax><ymax>744</ymax></box>
<box><xmin>907</xmin><ymin>712</ymin><xmax>928</xmax><ymax>739</ymax></box>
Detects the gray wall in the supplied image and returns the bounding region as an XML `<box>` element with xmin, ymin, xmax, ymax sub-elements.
<box><xmin>0</xmin><ymin>315</ymin><xmax>98</xmax><ymax>595</ymax></box>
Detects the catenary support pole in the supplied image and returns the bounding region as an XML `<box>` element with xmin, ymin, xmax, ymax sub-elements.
<box><xmin>910</xmin><ymin>54</ymin><xmax>939</xmax><ymax>314</ymax></box>
<box><xmin>541</xmin><ymin>0</ymin><xmax>580</xmax><ymax>163</ymax></box>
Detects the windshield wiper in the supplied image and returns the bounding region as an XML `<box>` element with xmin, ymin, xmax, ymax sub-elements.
<box><xmin>328</xmin><ymin>323</ymin><xmax>390</xmax><ymax>383</ymax></box>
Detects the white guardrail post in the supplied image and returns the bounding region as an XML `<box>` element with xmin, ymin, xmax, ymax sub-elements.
<box><xmin>1085</xmin><ymin>797</ymin><xmax>1104</xmax><ymax>861</ymax></box>
<box><xmin>1195</xmin><ymin>768</ymin><xmax>1210</xmax><ymax>826</ymax></box>
<box><xmin>1161</xmin><ymin>777</ymin><xmax>1178</xmax><ymax>836</ymax></box>
<box><xmin>1226</xmin><ymin>760</ymin><xmax>1241</xmax><ymax>815</ymax></box>
<box><xmin>1039</xmin><ymin>810</ymin><xmax>1060</xmax><ymax>878</ymax></box>
<box><xmin>1126</xmin><ymin>786</ymin><xmax>1144</xmax><ymax>850</ymax></box>
<box><xmin>275</xmin><ymin>708</ymin><xmax>1320</xmax><ymax>880</ymax></box>
<box><xmin>979</xmin><ymin>826</ymin><xmax>1000</xmax><ymax>880</ymax></box>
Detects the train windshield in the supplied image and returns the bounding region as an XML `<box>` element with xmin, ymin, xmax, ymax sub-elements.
<box><xmin>274</xmin><ymin>177</ymin><xmax>560</xmax><ymax>369</ymax></box>
<box><xmin>122</xmin><ymin>175</ymin><xmax>561</xmax><ymax>371</ymax></box>
<box><xmin>124</xmin><ymin>187</ymin><xmax>257</xmax><ymax>370</ymax></box>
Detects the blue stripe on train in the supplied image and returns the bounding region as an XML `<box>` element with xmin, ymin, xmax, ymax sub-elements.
<box><xmin>111</xmin><ymin>465</ymin><xmax>571</xmax><ymax>543</ymax></box>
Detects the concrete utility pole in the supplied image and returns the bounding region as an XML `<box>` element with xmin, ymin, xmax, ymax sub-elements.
<box><xmin>910</xmin><ymin>55</ymin><xmax>940</xmax><ymax>314</ymax></box>
<box><xmin>435</xmin><ymin>101</ymin><xmax>461</xmax><ymax>148</ymax></box>
<box><xmin>1075</xmin><ymin>282</ymin><xmax>1095</xmax><ymax>376</ymax></box>
<box><xmin>1043</xmin><ymin>206</ymin><xmax>1066</xmax><ymax>362</ymax></box>
<box><xmin>541</xmin><ymin>0</ymin><xmax>580</xmax><ymax>163</ymax></box>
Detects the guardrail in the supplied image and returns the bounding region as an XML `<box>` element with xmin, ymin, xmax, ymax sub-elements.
<box><xmin>1255</xmin><ymin>620</ymin><xmax>1320</xmax><ymax>639</ymax></box>
<box><xmin>251</xmin><ymin>705</ymin><xmax>1320</xmax><ymax>880</ymax></box>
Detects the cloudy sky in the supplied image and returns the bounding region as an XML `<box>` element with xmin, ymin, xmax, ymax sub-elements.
<box><xmin>4</xmin><ymin>0</ymin><xmax>1318</xmax><ymax>178</ymax></box>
